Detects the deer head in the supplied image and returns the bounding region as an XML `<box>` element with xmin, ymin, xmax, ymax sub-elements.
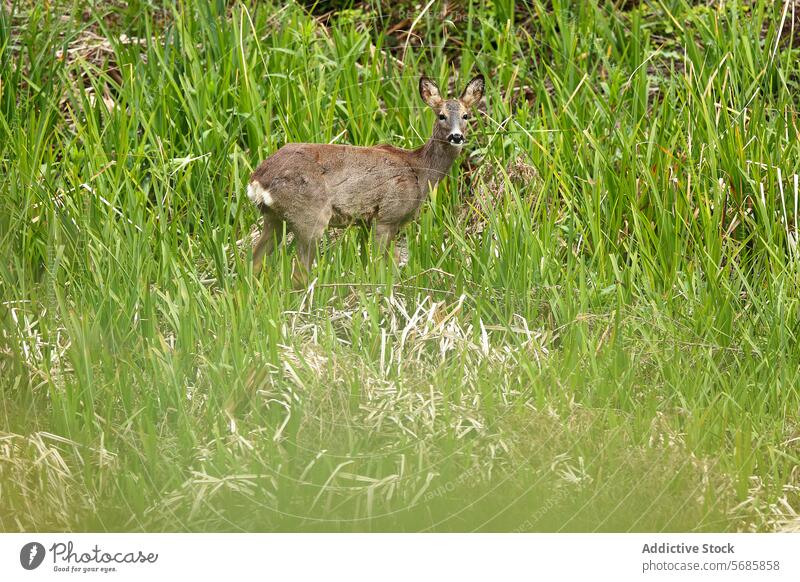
<box><xmin>419</xmin><ymin>74</ymin><xmax>485</xmax><ymax>147</ymax></box>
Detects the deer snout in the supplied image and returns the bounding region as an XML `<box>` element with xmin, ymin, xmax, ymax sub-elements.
<box><xmin>447</xmin><ymin>133</ymin><xmax>465</xmax><ymax>145</ymax></box>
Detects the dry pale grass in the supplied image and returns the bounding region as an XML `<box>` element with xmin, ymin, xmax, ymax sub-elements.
<box><xmin>0</xmin><ymin>431</ymin><xmax>116</xmax><ymax>530</ymax></box>
<box><xmin>126</xmin><ymin>290</ymin><xmax>552</xmax><ymax>527</ymax></box>
<box><xmin>464</xmin><ymin>154</ymin><xmax>540</xmax><ymax>235</ymax></box>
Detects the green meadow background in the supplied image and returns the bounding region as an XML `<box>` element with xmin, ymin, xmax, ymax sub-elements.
<box><xmin>1</xmin><ymin>0</ymin><xmax>799</xmax><ymax>531</ymax></box>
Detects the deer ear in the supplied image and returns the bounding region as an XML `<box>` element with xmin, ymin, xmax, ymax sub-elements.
<box><xmin>419</xmin><ymin>77</ymin><xmax>443</xmax><ymax>108</ymax></box>
<box><xmin>460</xmin><ymin>74</ymin><xmax>484</xmax><ymax>107</ymax></box>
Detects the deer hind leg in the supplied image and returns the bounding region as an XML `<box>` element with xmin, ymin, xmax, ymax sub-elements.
<box><xmin>290</xmin><ymin>203</ymin><xmax>331</xmax><ymax>288</ymax></box>
<box><xmin>292</xmin><ymin>237</ymin><xmax>317</xmax><ymax>288</ymax></box>
<box><xmin>253</xmin><ymin>211</ymin><xmax>284</xmax><ymax>276</ymax></box>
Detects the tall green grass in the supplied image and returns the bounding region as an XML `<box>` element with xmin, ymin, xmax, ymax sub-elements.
<box><xmin>1</xmin><ymin>0</ymin><xmax>799</xmax><ymax>531</ymax></box>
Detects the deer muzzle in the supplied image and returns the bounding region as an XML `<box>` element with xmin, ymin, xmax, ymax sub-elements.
<box><xmin>447</xmin><ymin>133</ymin><xmax>465</xmax><ymax>145</ymax></box>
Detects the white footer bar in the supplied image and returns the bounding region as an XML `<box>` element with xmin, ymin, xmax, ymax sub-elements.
<box><xmin>2</xmin><ymin>533</ymin><xmax>798</xmax><ymax>581</ymax></box>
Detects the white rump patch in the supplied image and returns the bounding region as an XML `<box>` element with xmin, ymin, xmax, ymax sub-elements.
<box><xmin>247</xmin><ymin>182</ymin><xmax>273</xmax><ymax>207</ymax></box>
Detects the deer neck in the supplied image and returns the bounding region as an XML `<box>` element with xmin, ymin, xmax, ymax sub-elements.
<box><xmin>415</xmin><ymin>135</ymin><xmax>461</xmax><ymax>191</ymax></box>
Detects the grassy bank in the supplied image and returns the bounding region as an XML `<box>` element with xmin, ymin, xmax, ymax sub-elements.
<box><xmin>1</xmin><ymin>0</ymin><xmax>799</xmax><ymax>531</ymax></box>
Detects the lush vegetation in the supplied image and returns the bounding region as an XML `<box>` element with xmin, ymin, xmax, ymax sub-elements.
<box><xmin>1</xmin><ymin>0</ymin><xmax>799</xmax><ymax>532</ymax></box>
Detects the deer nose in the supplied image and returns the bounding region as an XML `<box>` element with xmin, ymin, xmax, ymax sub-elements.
<box><xmin>448</xmin><ymin>133</ymin><xmax>464</xmax><ymax>144</ymax></box>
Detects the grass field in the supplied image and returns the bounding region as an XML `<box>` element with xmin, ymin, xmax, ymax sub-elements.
<box><xmin>1</xmin><ymin>0</ymin><xmax>799</xmax><ymax>532</ymax></box>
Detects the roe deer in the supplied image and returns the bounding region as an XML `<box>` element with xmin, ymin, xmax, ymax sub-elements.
<box><xmin>247</xmin><ymin>74</ymin><xmax>484</xmax><ymax>285</ymax></box>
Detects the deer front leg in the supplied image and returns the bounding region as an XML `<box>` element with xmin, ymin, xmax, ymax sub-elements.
<box><xmin>375</xmin><ymin>222</ymin><xmax>401</xmax><ymax>263</ymax></box>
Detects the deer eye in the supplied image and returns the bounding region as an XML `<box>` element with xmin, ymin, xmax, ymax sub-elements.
<box><xmin>462</xmin><ymin>114</ymin><xmax>469</xmax><ymax>120</ymax></box>
<box><xmin>438</xmin><ymin>114</ymin><xmax>446</xmax><ymax>121</ymax></box>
